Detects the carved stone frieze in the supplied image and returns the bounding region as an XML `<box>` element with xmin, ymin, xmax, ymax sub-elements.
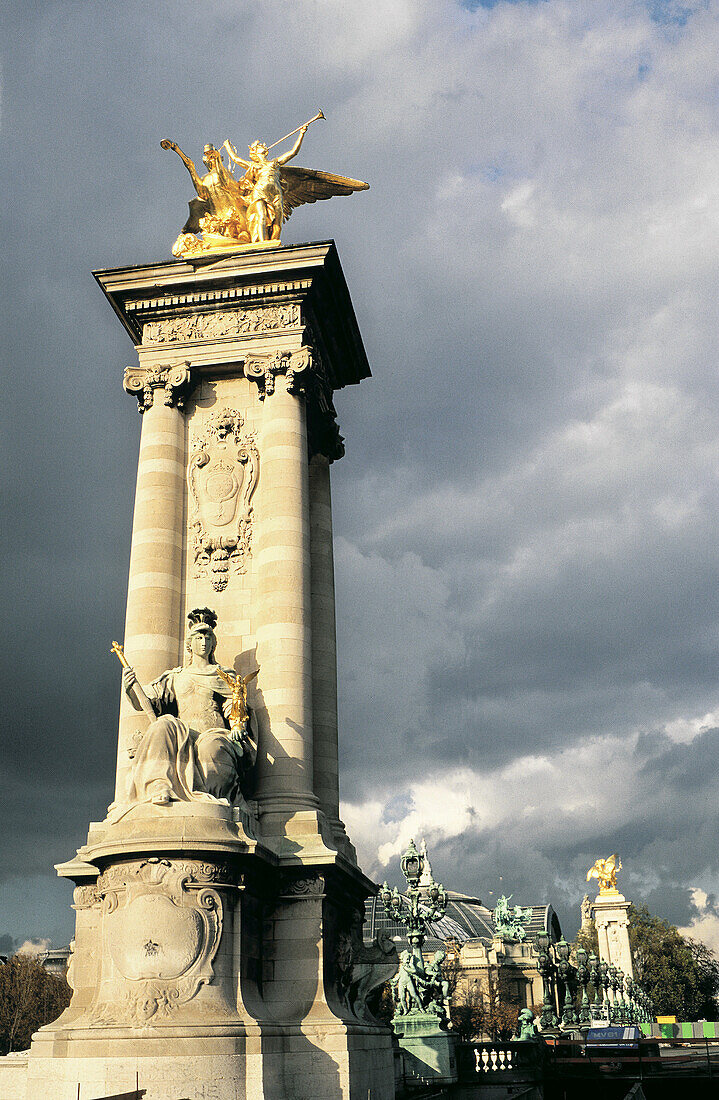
<box><xmin>123</xmin><ymin>361</ymin><xmax>194</xmax><ymax>413</ymax></box>
<box><xmin>142</xmin><ymin>304</ymin><xmax>301</xmax><ymax>345</ymax></box>
<box><xmin>89</xmin><ymin>858</ymin><xmax>224</xmax><ymax>1026</ymax></box>
<box><xmin>174</xmin><ymin>860</ymin><xmax>241</xmax><ymax>886</ymax></box>
<box><xmin>187</xmin><ymin>408</ymin><xmax>259</xmax><ymax>591</ymax></box>
<box><xmin>72</xmin><ymin>884</ymin><xmax>102</xmax><ymax>910</ymax></box>
<box><xmin>97</xmin><ymin>856</ymin><xmax>237</xmax><ymax>893</ymax></box>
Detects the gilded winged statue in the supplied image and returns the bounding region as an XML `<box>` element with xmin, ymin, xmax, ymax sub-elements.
<box><xmin>161</xmin><ymin>111</ymin><xmax>369</xmax><ymax>258</ymax></box>
<box><xmin>215</xmin><ymin>666</ymin><xmax>258</xmax><ymax>743</ymax></box>
<box><xmin>586</xmin><ymin>853</ymin><xmax>622</xmax><ymax>893</ymax></box>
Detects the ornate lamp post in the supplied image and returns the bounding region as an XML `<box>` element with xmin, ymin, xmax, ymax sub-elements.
<box><xmin>535</xmin><ymin>931</ymin><xmax>558</xmax><ymax>1029</ymax></box>
<box><xmin>379</xmin><ymin>838</ymin><xmax>449</xmax><ymax>1022</ymax></box>
<box><xmin>600</xmin><ymin>960</ymin><xmax>611</xmax><ymax>1022</ymax></box>
<box><xmin>555</xmin><ymin>939</ymin><xmax>579</xmax><ymax>1029</ymax></box>
<box><xmin>620</xmin><ymin>970</ymin><xmax>629</xmax><ymax>1024</ymax></box>
<box><xmin>625</xmin><ymin>976</ymin><xmax>635</xmax><ymax>1024</ymax></box>
<box><xmin>588</xmin><ymin>953</ymin><xmax>601</xmax><ymax>1021</ymax></box>
<box><xmin>575</xmin><ymin>946</ymin><xmax>592</xmax><ymax>1027</ymax></box>
<box><xmin>609</xmin><ymin>966</ymin><xmax>623</xmax><ymax>1024</ymax></box>
<box><xmin>379</xmin><ymin>838</ymin><xmax>448</xmax><ymax>952</ymax></box>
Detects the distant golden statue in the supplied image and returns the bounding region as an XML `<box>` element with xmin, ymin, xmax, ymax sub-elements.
<box><xmin>587</xmin><ymin>854</ymin><xmax>622</xmax><ymax>893</ymax></box>
<box><xmin>161</xmin><ymin>111</ymin><xmax>369</xmax><ymax>258</ymax></box>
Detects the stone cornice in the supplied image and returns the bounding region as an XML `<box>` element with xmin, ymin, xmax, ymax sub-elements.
<box><xmin>94</xmin><ymin>240</ymin><xmax>370</xmax><ymax>392</ymax></box>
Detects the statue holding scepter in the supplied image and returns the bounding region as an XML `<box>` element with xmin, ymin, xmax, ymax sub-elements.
<box><xmin>110</xmin><ymin>609</ymin><xmax>257</xmax><ymax>814</ymax></box>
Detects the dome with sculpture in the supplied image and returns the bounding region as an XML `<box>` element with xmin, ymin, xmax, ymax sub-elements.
<box><xmin>365</xmin><ymin>839</ymin><xmax>564</xmax><ymax>1017</ymax></box>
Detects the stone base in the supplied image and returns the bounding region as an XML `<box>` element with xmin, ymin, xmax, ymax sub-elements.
<box><xmin>0</xmin><ymin>1052</ymin><xmax>28</xmax><ymax>1100</ymax></box>
<box><xmin>16</xmin><ymin>804</ymin><xmax>394</xmax><ymax>1099</ymax></box>
<box><xmin>15</xmin><ymin>1023</ymin><xmax>394</xmax><ymax>1100</ymax></box>
<box><xmin>392</xmin><ymin>1012</ymin><xmax>457</xmax><ymax>1085</ymax></box>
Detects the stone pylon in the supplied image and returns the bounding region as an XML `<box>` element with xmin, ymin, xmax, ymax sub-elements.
<box><xmin>591</xmin><ymin>889</ymin><xmax>635</xmax><ymax>979</ymax></box>
<box><xmin>21</xmin><ymin>243</ymin><xmax>395</xmax><ymax>1100</ymax></box>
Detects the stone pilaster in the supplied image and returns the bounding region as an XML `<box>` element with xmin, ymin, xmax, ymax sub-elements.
<box><xmin>309</xmin><ymin>453</ymin><xmax>355</xmax><ymax>860</ymax></box>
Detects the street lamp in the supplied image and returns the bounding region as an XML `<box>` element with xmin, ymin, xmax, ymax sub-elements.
<box><xmin>380</xmin><ymin>839</ymin><xmax>450</xmax><ymax>1020</ymax></box>
<box><xmin>576</xmin><ymin>946</ymin><xmax>592</xmax><ymax>1027</ymax></box>
<box><xmin>555</xmin><ymin>939</ymin><xmax>579</xmax><ymax>1029</ymax></box>
<box><xmin>535</xmin><ymin>931</ymin><xmax>558</xmax><ymax>1030</ymax></box>
<box><xmin>399</xmin><ymin>838</ymin><xmax>423</xmax><ymax>888</ymax></box>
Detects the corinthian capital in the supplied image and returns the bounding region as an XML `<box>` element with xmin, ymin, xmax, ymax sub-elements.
<box><xmin>244</xmin><ymin>347</ymin><xmax>312</xmax><ymax>400</ymax></box>
<box><xmin>123</xmin><ymin>362</ymin><xmax>194</xmax><ymax>413</ymax></box>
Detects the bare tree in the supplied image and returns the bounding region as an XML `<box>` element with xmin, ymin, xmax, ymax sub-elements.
<box><xmin>0</xmin><ymin>954</ymin><xmax>71</xmax><ymax>1054</ymax></box>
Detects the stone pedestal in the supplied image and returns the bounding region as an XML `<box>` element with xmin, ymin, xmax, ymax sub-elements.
<box><xmin>591</xmin><ymin>890</ymin><xmax>634</xmax><ymax>979</ymax></box>
<box><xmin>15</xmin><ymin>243</ymin><xmax>394</xmax><ymax>1100</ymax></box>
<box><xmin>392</xmin><ymin>1012</ymin><xmax>458</xmax><ymax>1086</ymax></box>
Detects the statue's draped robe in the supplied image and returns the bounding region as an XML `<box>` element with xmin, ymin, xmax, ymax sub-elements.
<box><xmin>126</xmin><ymin>665</ymin><xmax>253</xmax><ymax>806</ymax></box>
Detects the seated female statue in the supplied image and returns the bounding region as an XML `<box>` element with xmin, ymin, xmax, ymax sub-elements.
<box><xmin>120</xmin><ymin>608</ymin><xmax>256</xmax><ymax>809</ymax></box>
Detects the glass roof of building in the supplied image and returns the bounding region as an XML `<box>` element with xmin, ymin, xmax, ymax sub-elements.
<box><xmin>363</xmin><ymin>891</ymin><xmax>562</xmax><ymax>953</ymax></box>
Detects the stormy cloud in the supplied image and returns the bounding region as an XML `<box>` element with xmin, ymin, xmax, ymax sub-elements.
<box><xmin>3</xmin><ymin>0</ymin><xmax>719</xmax><ymax>947</ymax></box>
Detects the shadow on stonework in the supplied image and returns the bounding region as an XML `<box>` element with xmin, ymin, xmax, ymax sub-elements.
<box><xmin>260</xmin><ymin>1026</ymin><xmax>342</xmax><ymax>1100</ymax></box>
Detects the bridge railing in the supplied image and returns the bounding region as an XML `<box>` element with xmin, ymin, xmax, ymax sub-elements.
<box><xmin>455</xmin><ymin>1036</ymin><xmax>719</xmax><ymax>1085</ymax></box>
<box><xmin>456</xmin><ymin>1040</ymin><xmax>545</xmax><ymax>1083</ymax></box>
<box><xmin>543</xmin><ymin>1035</ymin><xmax>719</xmax><ymax>1080</ymax></box>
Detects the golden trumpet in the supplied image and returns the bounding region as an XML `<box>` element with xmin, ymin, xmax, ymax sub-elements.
<box><xmin>265</xmin><ymin>109</ymin><xmax>325</xmax><ymax>152</ymax></box>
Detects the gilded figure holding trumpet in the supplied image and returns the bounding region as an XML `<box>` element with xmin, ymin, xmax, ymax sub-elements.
<box><xmin>162</xmin><ymin>111</ymin><xmax>369</xmax><ymax>258</ymax></box>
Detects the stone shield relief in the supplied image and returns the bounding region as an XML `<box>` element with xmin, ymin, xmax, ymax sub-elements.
<box><xmin>187</xmin><ymin>408</ymin><xmax>259</xmax><ymax>591</ymax></box>
<box><xmin>93</xmin><ymin>859</ymin><xmax>224</xmax><ymax>1026</ymax></box>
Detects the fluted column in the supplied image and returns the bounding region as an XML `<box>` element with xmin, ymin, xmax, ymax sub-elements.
<box><xmin>251</xmin><ymin>366</ymin><xmax>317</xmax><ymax>819</ymax></box>
<box><xmin>114</xmin><ymin>366</ymin><xmax>191</xmax><ymax>803</ymax></box>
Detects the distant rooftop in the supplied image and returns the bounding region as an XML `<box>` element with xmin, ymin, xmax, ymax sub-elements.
<box><xmin>364</xmin><ymin>890</ymin><xmax>562</xmax><ymax>952</ymax></box>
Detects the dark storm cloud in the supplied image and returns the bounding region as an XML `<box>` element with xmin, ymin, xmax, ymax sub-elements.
<box><xmin>3</xmin><ymin>0</ymin><xmax>719</xmax><ymax>948</ymax></box>
<box><xmin>640</xmin><ymin>727</ymin><xmax>719</xmax><ymax>791</ymax></box>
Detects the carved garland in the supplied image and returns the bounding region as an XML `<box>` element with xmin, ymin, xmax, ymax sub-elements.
<box><xmin>187</xmin><ymin>408</ymin><xmax>259</xmax><ymax>592</ymax></box>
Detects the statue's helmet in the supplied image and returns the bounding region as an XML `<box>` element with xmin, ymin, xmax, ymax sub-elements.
<box><xmin>187</xmin><ymin>607</ymin><xmax>217</xmax><ymax>636</ymax></box>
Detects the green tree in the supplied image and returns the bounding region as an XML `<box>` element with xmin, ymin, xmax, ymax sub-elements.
<box><xmin>0</xmin><ymin>954</ymin><xmax>71</xmax><ymax>1054</ymax></box>
<box><xmin>629</xmin><ymin>904</ymin><xmax>719</xmax><ymax>1021</ymax></box>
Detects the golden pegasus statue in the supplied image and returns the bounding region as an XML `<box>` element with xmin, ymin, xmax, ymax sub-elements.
<box><xmin>586</xmin><ymin>853</ymin><xmax>622</xmax><ymax>893</ymax></box>
<box><xmin>161</xmin><ymin>110</ymin><xmax>369</xmax><ymax>258</ymax></box>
